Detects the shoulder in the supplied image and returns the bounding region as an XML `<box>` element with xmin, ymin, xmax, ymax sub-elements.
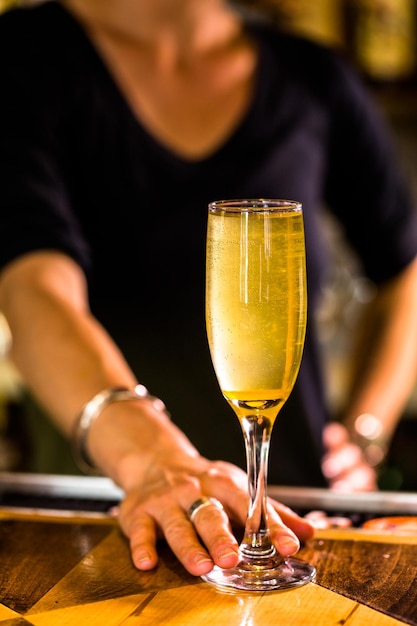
<box><xmin>246</xmin><ymin>18</ymin><xmax>365</xmax><ymax>105</ymax></box>
<box><xmin>0</xmin><ymin>1</ymin><xmax>69</xmax><ymax>53</ymax></box>
<box><xmin>0</xmin><ymin>2</ymin><xmax>92</xmax><ymax>83</ymax></box>
<box><xmin>0</xmin><ymin>1</ymin><xmax>100</xmax><ymax>119</ymax></box>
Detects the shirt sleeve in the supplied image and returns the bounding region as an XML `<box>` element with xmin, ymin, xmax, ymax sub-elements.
<box><xmin>324</xmin><ymin>55</ymin><xmax>417</xmax><ymax>285</ymax></box>
<box><xmin>0</xmin><ymin>18</ymin><xmax>91</xmax><ymax>275</ymax></box>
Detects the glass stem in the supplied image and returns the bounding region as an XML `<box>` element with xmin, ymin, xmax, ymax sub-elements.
<box><xmin>240</xmin><ymin>414</ymin><xmax>276</xmax><ymax>565</ymax></box>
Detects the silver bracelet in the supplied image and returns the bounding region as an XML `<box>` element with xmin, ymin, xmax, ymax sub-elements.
<box><xmin>353</xmin><ymin>413</ymin><xmax>388</xmax><ymax>468</ymax></box>
<box><xmin>72</xmin><ymin>384</ymin><xmax>169</xmax><ymax>474</ymax></box>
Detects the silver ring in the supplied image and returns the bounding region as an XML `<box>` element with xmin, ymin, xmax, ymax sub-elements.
<box><xmin>187</xmin><ymin>497</ymin><xmax>224</xmax><ymax>522</ymax></box>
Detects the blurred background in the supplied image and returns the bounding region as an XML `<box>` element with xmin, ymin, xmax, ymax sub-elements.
<box><xmin>1</xmin><ymin>0</ymin><xmax>417</xmax><ymax>490</ymax></box>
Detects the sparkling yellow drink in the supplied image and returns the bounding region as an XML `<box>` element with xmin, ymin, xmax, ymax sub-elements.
<box><xmin>206</xmin><ymin>204</ymin><xmax>307</xmax><ymax>424</ymax></box>
<box><xmin>203</xmin><ymin>200</ymin><xmax>315</xmax><ymax>592</ymax></box>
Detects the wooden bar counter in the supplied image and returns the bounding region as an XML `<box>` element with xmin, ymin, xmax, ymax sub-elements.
<box><xmin>0</xmin><ymin>476</ymin><xmax>416</xmax><ymax>626</ymax></box>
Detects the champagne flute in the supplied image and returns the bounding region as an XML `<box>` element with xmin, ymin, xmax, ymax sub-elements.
<box><xmin>204</xmin><ymin>198</ymin><xmax>315</xmax><ymax>592</ymax></box>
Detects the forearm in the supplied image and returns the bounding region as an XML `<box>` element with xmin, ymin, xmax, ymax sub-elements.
<box><xmin>342</xmin><ymin>257</ymin><xmax>417</xmax><ymax>446</ymax></box>
<box><xmin>322</xmin><ymin>260</ymin><xmax>417</xmax><ymax>488</ymax></box>
<box><xmin>0</xmin><ymin>252</ymin><xmax>137</xmax><ymax>434</ymax></box>
<box><xmin>0</xmin><ymin>251</ymin><xmax>201</xmax><ymax>489</ymax></box>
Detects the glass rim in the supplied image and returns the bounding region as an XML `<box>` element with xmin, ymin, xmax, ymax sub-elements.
<box><xmin>208</xmin><ymin>198</ymin><xmax>302</xmax><ymax>212</ymax></box>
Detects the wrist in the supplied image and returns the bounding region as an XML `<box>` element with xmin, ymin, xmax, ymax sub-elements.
<box><xmin>350</xmin><ymin>413</ymin><xmax>389</xmax><ymax>467</ymax></box>
<box><xmin>72</xmin><ymin>384</ymin><xmax>170</xmax><ymax>474</ymax></box>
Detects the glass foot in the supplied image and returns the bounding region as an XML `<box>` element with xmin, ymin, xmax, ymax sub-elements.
<box><xmin>201</xmin><ymin>556</ymin><xmax>316</xmax><ymax>593</ymax></box>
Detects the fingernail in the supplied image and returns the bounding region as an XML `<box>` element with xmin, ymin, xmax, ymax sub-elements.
<box><xmin>135</xmin><ymin>552</ymin><xmax>154</xmax><ymax>570</ymax></box>
<box><xmin>322</xmin><ymin>458</ymin><xmax>338</xmax><ymax>478</ymax></box>
<box><xmin>195</xmin><ymin>554</ymin><xmax>214</xmax><ymax>567</ymax></box>
<box><xmin>277</xmin><ymin>535</ymin><xmax>299</xmax><ymax>555</ymax></box>
<box><xmin>218</xmin><ymin>549</ymin><xmax>239</xmax><ymax>562</ymax></box>
<box><xmin>216</xmin><ymin>545</ymin><xmax>239</xmax><ymax>568</ymax></box>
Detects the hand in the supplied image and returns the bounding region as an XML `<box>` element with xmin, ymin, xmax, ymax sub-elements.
<box><xmin>116</xmin><ymin>459</ymin><xmax>315</xmax><ymax>576</ymax></box>
<box><xmin>322</xmin><ymin>421</ymin><xmax>378</xmax><ymax>491</ymax></box>
<box><xmin>87</xmin><ymin>398</ymin><xmax>314</xmax><ymax>576</ymax></box>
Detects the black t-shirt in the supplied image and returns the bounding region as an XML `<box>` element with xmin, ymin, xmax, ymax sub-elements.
<box><xmin>1</xmin><ymin>2</ymin><xmax>417</xmax><ymax>485</ymax></box>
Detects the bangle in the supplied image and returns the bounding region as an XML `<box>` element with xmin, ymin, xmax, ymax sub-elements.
<box><xmin>353</xmin><ymin>413</ymin><xmax>388</xmax><ymax>468</ymax></box>
<box><xmin>72</xmin><ymin>384</ymin><xmax>169</xmax><ymax>474</ymax></box>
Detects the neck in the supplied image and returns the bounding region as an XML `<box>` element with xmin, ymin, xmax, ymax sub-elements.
<box><xmin>62</xmin><ymin>0</ymin><xmax>242</xmax><ymax>68</ymax></box>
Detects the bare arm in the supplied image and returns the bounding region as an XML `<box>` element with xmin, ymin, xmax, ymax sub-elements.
<box><xmin>322</xmin><ymin>256</ymin><xmax>417</xmax><ymax>490</ymax></box>
<box><xmin>0</xmin><ymin>250</ymin><xmax>314</xmax><ymax>571</ymax></box>
<box><xmin>0</xmin><ymin>251</ymin><xmax>138</xmax><ymax>435</ymax></box>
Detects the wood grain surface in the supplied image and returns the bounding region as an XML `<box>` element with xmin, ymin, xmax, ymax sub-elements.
<box><xmin>0</xmin><ymin>511</ymin><xmax>413</xmax><ymax>626</ymax></box>
<box><xmin>301</xmin><ymin>535</ymin><xmax>417</xmax><ymax>625</ymax></box>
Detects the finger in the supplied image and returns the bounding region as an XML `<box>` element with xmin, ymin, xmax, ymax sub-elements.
<box><xmin>267</xmin><ymin>508</ymin><xmax>301</xmax><ymax>556</ymax></box>
<box><xmin>270</xmin><ymin>500</ymin><xmax>315</xmax><ymax>543</ymax></box>
<box><xmin>330</xmin><ymin>464</ymin><xmax>378</xmax><ymax>492</ymax></box>
<box><xmin>199</xmin><ymin>462</ymin><xmax>249</xmax><ymax>524</ymax></box>
<box><xmin>126</xmin><ymin>512</ymin><xmax>160</xmax><ymax>570</ymax></box>
<box><xmin>188</xmin><ymin>499</ymin><xmax>240</xmax><ymax>569</ymax></box>
<box><xmin>120</xmin><ymin>493</ymin><xmax>216</xmax><ymax>576</ymax></box>
<box><xmin>322</xmin><ymin>443</ymin><xmax>363</xmax><ymax>479</ymax></box>
<box><xmin>117</xmin><ymin>494</ymin><xmax>162</xmax><ymax>571</ymax></box>
<box><xmin>156</xmin><ymin>501</ymin><xmax>237</xmax><ymax>576</ymax></box>
<box><xmin>167</xmin><ymin>479</ymin><xmax>240</xmax><ymax>571</ymax></box>
<box><xmin>323</xmin><ymin>421</ymin><xmax>350</xmax><ymax>450</ymax></box>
